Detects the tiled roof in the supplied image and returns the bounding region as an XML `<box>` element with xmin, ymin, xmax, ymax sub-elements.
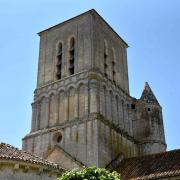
<box><xmin>116</xmin><ymin>149</ymin><xmax>180</xmax><ymax>180</ymax></box>
<box><xmin>0</xmin><ymin>142</ymin><xmax>65</xmax><ymax>170</ymax></box>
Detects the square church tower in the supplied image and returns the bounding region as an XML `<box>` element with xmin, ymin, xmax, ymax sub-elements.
<box><xmin>23</xmin><ymin>9</ymin><xmax>166</xmax><ymax>169</ymax></box>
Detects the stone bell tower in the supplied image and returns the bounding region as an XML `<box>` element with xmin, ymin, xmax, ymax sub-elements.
<box><xmin>22</xmin><ymin>9</ymin><xmax>166</xmax><ymax>169</ymax></box>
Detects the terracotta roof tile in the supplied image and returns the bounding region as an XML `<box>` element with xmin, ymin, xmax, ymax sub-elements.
<box><xmin>0</xmin><ymin>142</ymin><xmax>65</xmax><ymax>170</ymax></box>
<box><xmin>116</xmin><ymin>149</ymin><xmax>180</xmax><ymax>180</ymax></box>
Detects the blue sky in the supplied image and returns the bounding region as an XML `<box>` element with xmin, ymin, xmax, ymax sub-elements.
<box><xmin>0</xmin><ymin>0</ymin><xmax>179</xmax><ymax>150</ymax></box>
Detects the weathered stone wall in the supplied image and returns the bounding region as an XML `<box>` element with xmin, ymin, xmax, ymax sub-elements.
<box><xmin>37</xmin><ymin>10</ymin><xmax>129</xmax><ymax>93</ymax></box>
<box><xmin>92</xmin><ymin>12</ymin><xmax>129</xmax><ymax>94</ymax></box>
<box><xmin>23</xmin><ymin>118</ymin><xmax>99</xmax><ymax>167</ymax></box>
<box><xmin>23</xmin><ymin>117</ymin><xmax>138</xmax><ymax>168</ymax></box>
<box><xmin>133</xmin><ymin>100</ymin><xmax>166</xmax><ymax>155</ymax></box>
<box><xmin>0</xmin><ymin>168</ymin><xmax>55</xmax><ymax>180</ymax></box>
<box><xmin>97</xmin><ymin>120</ymin><xmax>138</xmax><ymax>167</ymax></box>
<box><xmin>30</xmin><ymin>71</ymin><xmax>89</xmax><ymax>132</ymax></box>
<box><xmin>37</xmin><ymin>13</ymin><xmax>92</xmax><ymax>87</ymax></box>
<box><xmin>29</xmin><ymin>71</ymin><xmax>133</xmax><ymax>135</ymax></box>
<box><xmin>0</xmin><ymin>162</ymin><xmax>60</xmax><ymax>180</ymax></box>
<box><xmin>46</xmin><ymin>147</ymin><xmax>82</xmax><ymax>170</ymax></box>
<box><xmin>23</xmin><ymin>70</ymin><xmax>138</xmax><ymax>167</ymax></box>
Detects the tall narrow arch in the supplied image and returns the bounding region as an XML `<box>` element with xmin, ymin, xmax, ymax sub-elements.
<box><xmin>70</xmin><ymin>38</ymin><xmax>75</xmax><ymax>49</ymax></box>
<box><xmin>104</xmin><ymin>40</ymin><xmax>108</xmax><ymax>55</ymax></box>
<box><xmin>104</xmin><ymin>40</ymin><xmax>108</xmax><ymax>78</ymax></box>
<box><xmin>57</xmin><ymin>42</ymin><xmax>62</xmax><ymax>53</ymax></box>
<box><xmin>56</xmin><ymin>42</ymin><xmax>62</xmax><ymax>80</ymax></box>
<box><xmin>69</xmin><ymin>37</ymin><xmax>75</xmax><ymax>75</ymax></box>
<box><xmin>112</xmin><ymin>48</ymin><xmax>116</xmax><ymax>83</ymax></box>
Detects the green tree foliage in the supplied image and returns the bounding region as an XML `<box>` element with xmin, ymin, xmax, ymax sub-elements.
<box><xmin>58</xmin><ymin>166</ymin><xmax>121</xmax><ymax>180</ymax></box>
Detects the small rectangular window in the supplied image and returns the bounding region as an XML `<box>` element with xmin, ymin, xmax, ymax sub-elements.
<box><xmin>131</xmin><ymin>104</ymin><xmax>136</xmax><ymax>109</ymax></box>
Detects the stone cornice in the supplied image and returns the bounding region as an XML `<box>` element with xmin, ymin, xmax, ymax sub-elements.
<box><xmin>137</xmin><ymin>140</ymin><xmax>167</xmax><ymax>147</ymax></box>
<box><xmin>33</xmin><ymin>69</ymin><xmax>132</xmax><ymax>103</ymax></box>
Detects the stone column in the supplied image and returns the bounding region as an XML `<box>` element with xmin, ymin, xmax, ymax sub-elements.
<box><xmin>99</xmin><ymin>86</ymin><xmax>105</xmax><ymax>118</ymax></box>
<box><xmin>31</xmin><ymin>102</ymin><xmax>37</xmax><ymax>132</ymax></box>
<box><xmin>89</xmin><ymin>80</ymin><xmax>99</xmax><ymax>114</ymax></box>
<box><xmin>35</xmin><ymin>102</ymin><xmax>40</xmax><ymax>130</ymax></box>
<box><xmin>128</xmin><ymin>107</ymin><xmax>133</xmax><ymax>136</ymax></box>
<box><xmin>84</xmin><ymin>85</ymin><xmax>89</xmax><ymax>116</ymax></box>
<box><xmin>61</xmin><ymin>47</ymin><xmax>65</xmax><ymax>78</ymax></box>
<box><xmin>106</xmin><ymin>91</ymin><xmax>112</xmax><ymax>121</ymax></box>
<box><xmin>106</xmin><ymin>91</ymin><xmax>110</xmax><ymax>120</ymax></box>
<box><xmin>63</xmin><ymin>45</ymin><xmax>68</xmax><ymax>78</ymax></box>
<box><xmin>124</xmin><ymin>104</ymin><xmax>129</xmax><ymax>134</ymax></box>
<box><xmin>55</xmin><ymin>94</ymin><xmax>59</xmax><ymax>125</ymax></box>
<box><xmin>64</xmin><ymin>92</ymin><xmax>69</xmax><ymax>121</ymax></box>
<box><xmin>113</xmin><ymin>96</ymin><xmax>118</xmax><ymax>126</ymax></box>
<box><xmin>112</xmin><ymin>95</ymin><xmax>116</xmax><ymax>124</ymax></box>
<box><xmin>44</xmin><ymin>97</ymin><xmax>50</xmax><ymax>128</ymax></box>
<box><xmin>118</xmin><ymin>100</ymin><xmax>124</xmax><ymax>129</ymax></box>
<box><xmin>74</xmin><ymin>90</ymin><xmax>79</xmax><ymax>119</ymax></box>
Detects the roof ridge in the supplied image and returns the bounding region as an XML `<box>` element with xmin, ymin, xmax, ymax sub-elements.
<box><xmin>124</xmin><ymin>149</ymin><xmax>180</xmax><ymax>161</ymax></box>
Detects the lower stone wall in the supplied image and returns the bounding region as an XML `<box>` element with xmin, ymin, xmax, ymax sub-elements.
<box><xmin>23</xmin><ymin>118</ymin><xmax>99</xmax><ymax>167</ymax></box>
<box><xmin>23</xmin><ymin>116</ymin><xmax>139</xmax><ymax>169</ymax></box>
<box><xmin>0</xmin><ymin>163</ymin><xmax>60</xmax><ymax>180</ymax></box>
<box><xmin>22</xmin><ymin>129</ymin><xmax>52</xmax><ymax>157</ymax></box>
<box><xmin>139</xmin><ymin>142</ymin><xmax>167</xmax><ymax>156</ymax></box>
<box><xmin>98</xmin><ymin>120</ymin><xmax>138</xmax><ymax>167</ymax></box>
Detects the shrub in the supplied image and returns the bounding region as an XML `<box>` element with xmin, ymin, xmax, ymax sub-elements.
<box><xmin>57</xmin><ymin>166</ymin><xmax>121</xmax><ymax>180</ymax></box>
